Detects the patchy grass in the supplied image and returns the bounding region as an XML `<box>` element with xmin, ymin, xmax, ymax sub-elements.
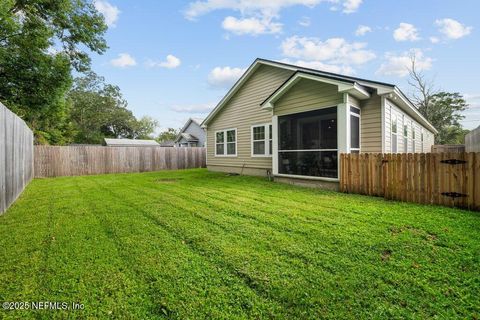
<box><xmin>0</xmin><ymin>169</ymin><xmax>479</xmax><ymax>319</ymax></box>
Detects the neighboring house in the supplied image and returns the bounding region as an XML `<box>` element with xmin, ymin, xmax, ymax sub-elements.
<box><xmin>158</xmin><ymin>140</ymin><xmax>175</xmax><ymax>147</ymax></box>
<box><xmin>465</xmin><ymin>125</ymin><xmax>480</xmax><ymax>152</ymax></box>
<box><xmin>103</xmin><ymin>138</ymin><xmax>159</xmax><ymax>147</ymax></box>
<box><xmin>202</xmin><ymin>58</ymin><xmax>437</xmax><ymax>189</ymax></box>
<box><xmin>175</xmin><ymin>118</ymin><xmax>206</xmax><ymax>147</ymax></box>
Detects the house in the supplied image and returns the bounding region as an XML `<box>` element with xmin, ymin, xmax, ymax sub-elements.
<box><xmin>175</xmin><ymin>118</ymin><xmax>206</xmax><ymax>147</ymax></box>
<box><xmin>103</xmin><ymin>138</ymin><xmax>159</xmax><ymax>147</ymax></box>
<box><xmin>465</xmin><ymin>125</ymin><xmax>480</xmax><ymax>152</ymax></box>
<box><xmin>202</xmin><ymin>58</ymin><xmax>437</xmax><ymax>189</ymax></box>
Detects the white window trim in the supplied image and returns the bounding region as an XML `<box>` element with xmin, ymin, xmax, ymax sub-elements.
<box><xmin>403</xmin><ymin>115</ymin><xmax>408</xmax><ymax>153</ymax></box>
<box><xmin>214</xmin><ymin>128</ymin><xmax>237</xmax><ymax>157</ymax></box>
<box><xmin>350</xmin><ymin>105</ymin><xmax>361</xmax><ymax>153</ymax></box>
<box><xmin>251</xmin><ymin>123</ymin><xmax>272</xmax><ymax>158</ymax></box>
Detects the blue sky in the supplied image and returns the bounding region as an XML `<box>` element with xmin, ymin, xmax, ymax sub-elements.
<box><xmin>90</xmin><ymin>0</ymin><xmax>480</xmax><ymax>132</ymax></box>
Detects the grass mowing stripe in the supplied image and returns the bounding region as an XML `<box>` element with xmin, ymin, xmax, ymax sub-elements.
<box><xmin>98</xmin><ymin>176</ymin><xmax>413</xmax><ymax>318</ymax></box>
<box><xmin>82</xmin><ymin>175</ymin><xmax>290</xmax><ymax>319</ymax></box>
<box><xmin>1</xmin><ymin>170</ymin><xmax>479</xmax><ymax>319</ymax></box>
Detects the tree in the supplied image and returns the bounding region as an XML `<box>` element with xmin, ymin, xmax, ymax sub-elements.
<box><xmin>408</xmin><ymin>56</ymin><xmax>468</xmax><ymax>144</ymax></box>
<box><xmin>0</xmin><ymin>0</ymin><xmax>108</xmax><ymax>144</ymax></box>
<box><xmin>157</xmin><ymin>128</ymin><xmax>179</xmax><ymax>142</ymax></box>
<box><xmin>69</xmin><ymin>72</ymin><xmax>158</xmax><ymax>144</ymax></box>
<box><xmin>133</xmin><ymin>116</ymin><xmax>159</xmax><ymax>139</ymax></box>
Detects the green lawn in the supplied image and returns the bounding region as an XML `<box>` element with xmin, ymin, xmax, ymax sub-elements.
<box><xmin>0</xmin><ymin>169</ymin><xmax>479</xmax><ymax>319</ymax></box>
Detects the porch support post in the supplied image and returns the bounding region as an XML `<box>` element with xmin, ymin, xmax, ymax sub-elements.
<box><xmin>337</xmin><ymin>93</ymin><xmax>349</xmax><ymax>155</ymax></box>
<box><xmin>337</xmin><ymin>93</ymin><xmax>349</xmax><ymax>178</ymax></box>
<box><xmin>272</xmin><ymin>115</ymin><xmax>279</xmax><ymax>175</ymax></box>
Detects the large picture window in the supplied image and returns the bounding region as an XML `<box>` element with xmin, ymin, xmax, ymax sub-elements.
<box><xmin>215</xmin><ymin>128</ymin><xmax>236</xmax><ymax>156</ymax></box>
<box><xmin>278</xmin><ymin>107</ymin><xmax>338</xmax><ymax>178</ymax></box>
<box><xmin>251</xmin><ymin>124</ymin><xmax>272</xmax><ymax>156</ymax></box>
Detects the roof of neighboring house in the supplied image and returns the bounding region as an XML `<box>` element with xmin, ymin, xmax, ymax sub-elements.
<box><xmin>104</xmin><ymin>138</ymin><xmax>159</xmax><ymax>147</ymax></box>
<box><xmin>158</xmin><ymin>140</ymin><xmax>175</xmax><ymax>147</ymax></box>
<box><xmin>202</xmin><ymin>58</ymin><xmax>437</xmax><ymax>134</ymax></box>
<box><xmin>174</xmin><ymin>118</ymin><xmax>204</xmax><ymax>143</ymax></box>
<box><xmin>179</xmin><ymin>133</ymin><xmax>199</xmax><ymax>142</ymax></box>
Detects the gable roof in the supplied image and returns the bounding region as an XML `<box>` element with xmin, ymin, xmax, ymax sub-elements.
<box><xmin>202</xmin><ymin>58</ymin><xmax>437</xmax><ymax>134</ymax></box>
<box><xmin>174</xmin><ymin>118</ymin><xmax>204</xmax><ymax>143</ymax></box>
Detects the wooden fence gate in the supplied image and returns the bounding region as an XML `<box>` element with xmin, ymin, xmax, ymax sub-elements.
<box><xmin>340</xmin><ymin>153</ymin><xmax>480</xmax><ymax>211</ymax></box>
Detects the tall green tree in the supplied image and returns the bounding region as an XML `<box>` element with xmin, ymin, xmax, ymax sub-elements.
<box><xmin>408</xmin><ymin>57</ymin><xmax>469</xmax><ymax>144</ymax></box>
<box><xmin>69</xmin><ymin>72</ymin><xmax>158</xmax><ymax>144</ymax></box>
<box><xmin>0</xmin><ymin>0</ymin><xmax>108</xmax><ymax>144</ymax></box>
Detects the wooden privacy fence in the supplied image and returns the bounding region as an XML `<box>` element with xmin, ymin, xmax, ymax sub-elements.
<box><xmin>0</xmin><ymin>102</ymin><xmax>34</xmax><ymax>214</ymax></box>
<box><xmin>34</xmin><ymin>146</ymin><xmax>206</xmax><ymax>178</ymax></box>
<box><xmin>340</xmin><ymin>153</ymin><xmax>480</xmax><ymax>211</ymax></box>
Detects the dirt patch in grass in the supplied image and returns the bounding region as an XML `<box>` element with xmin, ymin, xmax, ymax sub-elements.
<box><xmin>381</xmin><ymin>249</ymin><xmax>392</xmax><ymax>262</ymax></box>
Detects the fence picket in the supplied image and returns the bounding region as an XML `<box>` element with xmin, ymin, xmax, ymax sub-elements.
<box><xmin>34</xmin><ymin>146</ymin><xmax>207</xmax><ymax>178</ymax></box>
<box><xmin>340</xmin><ymin>152</ymin><xmax>480</xmax><ymax>211</ymax></box>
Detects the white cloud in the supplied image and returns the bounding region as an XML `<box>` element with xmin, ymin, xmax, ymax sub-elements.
<box><xmin>298</xmin><ymin>16</ymin><xmax>311</xmax><ymax>27</ymax></box>
<box><xmin>355</xmin><ymin>25</ymin><xmax>371</xmax><ymax>36</ymax></box>
<box><xmin>146</xmin><ymin>55</ymin><xmax>182</xmax><ymax>69</ymax></box>
<box><xmin>94</xmin><ymin>0</ymin><xmax>120</xmax><ymax>27</ymax></box>
<box><xmin>281</xmin><ymin>36</ymin><xmax>376</xmax><ymax>68</ymax></box>
<box><xmin>429</xmin><ymin>36</ymin><xmax>440</xmax><ymax>44</ymax></box>
<box><xmin>393</xmin><ymin>23</ymin><xmax>420</xmax><ymax>42</ymax></box>
<box><xmin>110</xmin><ymin>53</ymin><xmax>136</xmax><ymax>68</ymax></box>
<box><xmin>376</xmin><ymin>49</ymin><xmax>432</xmax><ymax>77</ymax></box>
<box><xmin>342</xmin><ymin>0</ymin><xmax>362</xmax><ymax>13</ymax></box>
<box><xmin>222</xmin><ymin>16</ymin><xmax>282</xmax><ymax>35</ymax></box>
<box><xmin>170</xmin><ymin>103</ymin><xmax>214</xmax><ymax>113</ymax></box>
<box><xmin>435</xmin><ymin>18</ymin><xmax>472</xmax><ymax>40</ymax></box>
<box><xmin>208</xmin><ymin>66</ymin><xmax>246</xmax><ymax>88</ymax></box>
<box><xmin>280</xmin><ymin>59</ymin><xmax>355</xmax><ymax>75</ymax></box>
<box><xmin>185</xmin><ymin>0</ymin><xmax>322</xmax><ymax>19</ymax></box>
<box><xmin>185</xmin><ymin>1</ymin><xmax>363</xmax><ymax>35</ymax></box>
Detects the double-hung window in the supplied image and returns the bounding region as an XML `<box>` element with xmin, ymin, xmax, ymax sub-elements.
<box><xmin>421</xmin><ymin>129</ymin><xmax>424</xmax><ymax>152</ymax></box>
<box><xmin>215</xmin><ymin>129</ymin><xmax>237</xmax><ymax>156</ymax></box>
<box><xmin>252</xmin><ymin>124</ymin><xmax>272</xmax><ymax>156</ymax></box>
<box><xmin>412</xmin><ymin>123</ymin><xmax>416</xmax><ymax>153</ymax></box>
<box><xmin>391</xmin><ymin>112</ymin><xmax>398</xmax><ymax>153</ymax></box>
<box><xmin>350</xmin><ymin>106</ymin><xmax>360</xmax><ymax>153</ymax></box>
<box><xmin>403</xmin><ymin>116</ymin><xmax>408</xmax><ymax>153</ymax></box>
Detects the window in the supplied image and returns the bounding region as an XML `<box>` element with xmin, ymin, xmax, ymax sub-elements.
<box><xmin>215</xmin><ymin>129</ymin><xmax>236</xmax><ymax>156</ymax></box>
<box><xmin>391</xmin><ymin>112</ymin><xmax>397</xmax><ymax>153</ymax></box>
<box><xmin>278</xmin><ymin>107</ymin><xmax>338</xmax><ymax>178</ymax></box>
<box><xmin>421</xmin><ymin>129</ymin><xmax>424</xmax><ymax>152</ymax></box>
<box><xmin>350</xmin><ymin>106</ymin><xmax>360</xmax><ymax>152</ymax></box>
<box><xmin>412</xmin><ymin>124</ymin><xmax>416</xmax><ymax>153</ymax></box>
<box><xmin>251</xmin><ymin>124</ymin><xmax>272</xmax><ymax>156</ymax></box>
<box><xmin>403</xmin><ymin>116</ymin><xmax>408</xmax><ymax>153</ymax></box>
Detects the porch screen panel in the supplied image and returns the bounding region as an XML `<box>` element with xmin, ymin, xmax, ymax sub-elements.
<box><xmin>278</xmin><ymin>107</ymin><xmax>338</xmax><ymax>178</ymax></box>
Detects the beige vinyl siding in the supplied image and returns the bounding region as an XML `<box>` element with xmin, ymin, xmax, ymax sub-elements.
<box><xmin>273</xmin><ymin>79</ymin><xmax>343</xmax><ymax>116</ymax></box>
<box><xmin>384</xmin><ymin>98</ymin><xmax>435</xmax><ymax>153</ymax></box>
<box><xmin>348</xmin><ymin>94</ymin><xmax>360</xmax><ymax>108</ymax></box>
<box><xmin>206</xmin><ymin>65</ymin><xmax>294</xmax><ymax>169</ymax></box>
<box><xmin>359</xmin><ymin>94</ymin><xmax>382</xmax><ymax>153</ymax></box>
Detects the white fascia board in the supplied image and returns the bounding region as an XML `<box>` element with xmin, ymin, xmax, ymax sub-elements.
<box><xmin>392</xmin><ymin>87</ymin><xmax>438</xmax><ymax>134</ymax></box>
